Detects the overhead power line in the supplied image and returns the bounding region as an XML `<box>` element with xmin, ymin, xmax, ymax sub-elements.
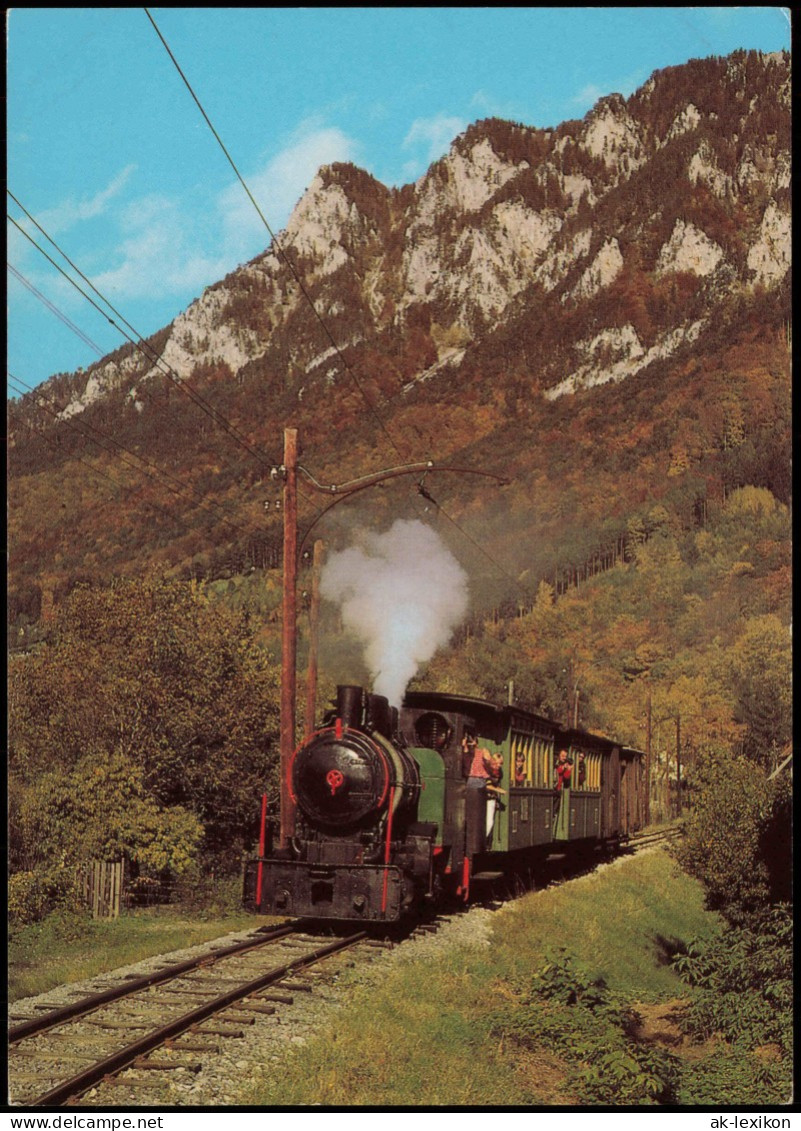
<box><xmin>8</xmin><ymin>370</ymin><xmax>257</xmax><ymax>540</ymax></box>
<box><xmin>8</xmin><ymin>262</ymin><xmax>105</xmax><ymax>357</ymax></box>
<box><xmin>7</xmin><ymin>194</ymin><xmax>280</xmax><ymax>472</ymax></box>
<box><xmin>8</xmin><ymin>378</ymin><xmax>190</xmax><ymax>532</ymax></box>
<box><xmin>144</xmin><ymin>7</ymin><xmax>407</xmax><ymax>461</ymax></box>
<box><xmin>141</xmin><ymin>11</ymin><xmax>521</xmax><ymax>590</ymax></box>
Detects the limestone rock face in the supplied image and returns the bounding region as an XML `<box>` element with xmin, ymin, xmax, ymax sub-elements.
<box><xmin>44</xmin><ymin>49</ymin><xmax>788</xmax><ymax>418</ymax></box>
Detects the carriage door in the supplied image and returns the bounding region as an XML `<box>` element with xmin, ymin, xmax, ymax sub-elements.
<box><xmin>601</xmin><ymin>745</ymin><xmax>621</xmax><ymax>838</ymax></box>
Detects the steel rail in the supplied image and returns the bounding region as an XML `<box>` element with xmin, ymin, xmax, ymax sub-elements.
<box><xmin>9</xmin><ymin>923</ymin><xmax>296</xmax><ymax>1044</ymax></box>
<box><xmin>30</xmin><ymin>930</ymin><xmax>367</xmax><ymax>1107</ymax></box>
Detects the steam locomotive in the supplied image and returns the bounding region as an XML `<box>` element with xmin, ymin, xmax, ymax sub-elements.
<box><xmin>244</xmin><ymin>684</ymin><xmax>645</xmax><ymax>923</ymax></box>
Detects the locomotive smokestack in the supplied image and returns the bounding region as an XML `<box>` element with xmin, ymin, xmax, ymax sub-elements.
<box><xmin>336</xmin><ymin>685</ymin><xmax>367</xmax><ymax>729</ymax></box>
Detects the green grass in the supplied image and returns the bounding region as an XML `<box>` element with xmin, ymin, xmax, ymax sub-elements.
<box><xmin>244</xmin><ymin>850</ymin><xmax>724</xmax><ymax>1107</ymax></box>
<box><xmin>8</xmin><ymin>907</ymin><xmax>268</xmax><ymax>1002</ymax></box>
<box><xmin>491</xmin><ymin>850</ymin><xmax>720</xmax><ymax>1000</ymax></box>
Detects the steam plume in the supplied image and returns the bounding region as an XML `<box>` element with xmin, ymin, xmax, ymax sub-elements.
<box><xmin>320</xmin><ymin>519</ymin><xmax>469</xmax><ymax>706</ymax></box>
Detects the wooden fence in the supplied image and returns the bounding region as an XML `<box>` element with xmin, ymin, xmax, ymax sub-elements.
<box><xmin>78</xmin><ymin>859</ymin><xmax>123</xmax><ymax>919</ymax></box>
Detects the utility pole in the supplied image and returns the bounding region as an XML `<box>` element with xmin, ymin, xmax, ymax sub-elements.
<box><xmin>676</xmin><ymin>714</ymin><xmax>682</xmax><ymax>818</ymax></box>
<box><xmin>279</xmin><ymin>427</ymin><xmax>298</xmax><ymax>849</ymax></box>
<box><xmin>274</xmin><ymin>429</ymin><xmax>509</xmax><ymax>850</ymax></box>
<box><xmin>645</xmin><ymin>690</ymin><xmax>652</xmax><ymax>826</ymax></box>
<box><xmin>304</xmin><ymin>539</ymin><xmax>324</xmax><ymax>738</ymax></box>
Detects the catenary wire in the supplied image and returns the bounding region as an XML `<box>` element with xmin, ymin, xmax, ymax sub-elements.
<box><xmin>11</xmin><ymin>34</ymin><xmax>517</xmax><ymax>589</ymax></box>
<box><xmin>144</xmin><ymin>7</ymin><xmax>407</xmax><ymax>462</ymax></box>
<box><xmin>8</xmin><ymin>194</ymin><xmax>282</xmax><ymax>472</ymax></box>
<box><xmin>8</xmin><ymin>262</ymin><xmax>106</xmax><ymax>357</ymax></box>
<box><xmin>8</xmin><ymin>371</ymin><xmax>261</xmax><ymax>540</ymax></box>
<box><xmin>137</xmin><ymin>23</ymin><xmax>523</xmax><ymax>586</ymax></box>
<box><xmin>8</xmin><ymin>196</ymin><xmax>323</xmax><ymax>512</ymax></box>
<box><xmin>8</xmin><ymin>380</ymin><xmax>201</xmax><ymax>538</ymax></box>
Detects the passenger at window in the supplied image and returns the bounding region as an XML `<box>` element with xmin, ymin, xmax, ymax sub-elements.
<box><xmin>555</xmin><ymin>748</ymin><xmax>573</xmax><ymax>791</ymax></box>
<box><xmin>514</xmin><ymin>748</ymin><xmax>526</xmax><ymax>784</ymax></box>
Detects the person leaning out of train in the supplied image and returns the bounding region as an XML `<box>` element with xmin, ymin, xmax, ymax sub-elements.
<box><xmin>464</xmin><ymin>733</ymin><xmax>504</xmax><ymax>843</ymax></box>
<box><xmin>464</xmin><ymin>734</ymin><xmax>503</xmax><ymax>788</ymax></box>
<box><xmin>554</xmin><ymin>748</ymin><xmax>573</xmax><ymax>792</ymax></box>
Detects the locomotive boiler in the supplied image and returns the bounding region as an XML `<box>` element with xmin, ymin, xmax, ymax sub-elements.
<box><xmin>244</xmin><ymin>683</ymin><xmax>645</xmax><ymax>923</ymax></box>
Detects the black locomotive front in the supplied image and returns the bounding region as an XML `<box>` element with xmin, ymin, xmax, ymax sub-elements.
<box><xmin>244</xmin><ymin>685</ymin><xmax>430</xmax><ymax>922</ymax></box>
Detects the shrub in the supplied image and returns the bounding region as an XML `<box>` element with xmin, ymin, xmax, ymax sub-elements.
<box><xmin>9</xmin><ymin>868</ymin><xmax>80</xmax><ymax>926</ymax></box>
<box><xmin>671</xmin><ymin>906</ymin><xmax>793</xmax><ymax>1105</ymax></box>
<box><xmin>672</xmin><ymin>749</ymin><xmax>776</xmax><ymax>917</ymax></box>
<box><xmin>673</xmin><ymin>905</ymin><xmax>793</xmax><ymax>1053</ymax></box>
<box><xmin>490</xmin><ymin>949</ymin><xmax>682</xmax><ymax>1106</ymax></box>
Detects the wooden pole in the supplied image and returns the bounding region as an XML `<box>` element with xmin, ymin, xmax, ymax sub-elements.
<box><xmin>304</xmin><ymin>539</ymin><xmax>324</xmax><ymax>738</ymax></box>
<box><xmin>676</xmin><ymin>715</ymin><xmax>682</xmax><ymax>818</ymax></box>
<box><xmin>256</xmin><ymin>792</ymin><xmax>268</xmax><ymax>907</ymax></box>
<box><xmin>280</xmin><ymin>427</ymin><xmax>298</xmax><ymax>849</ymax></box>
<box><xmin>645</xmin><ymin>690</ymin><xmax>652</xmax><ymax>826</ymax></box>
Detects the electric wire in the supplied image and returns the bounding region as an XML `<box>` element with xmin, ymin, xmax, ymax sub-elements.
<box><xmin>11</xmin><ymin>28</ymin><xmax>517</xmax><ymax>592</ymax></box>
<box><xmin>8</xmin><ymin>195</ymin><xmax>323</xmax><ymax>513</ymax></box>
<box><xmin>8</xmin><ymin>383</ymin><xmax>190</xmax><ymax>534</ymax></box>
<box><xmin>8</xmin><ymin>371</ymin><xmax>261</xmax><ymax>540</ymax></box>
<box><xmin>10</xmin><ymin>202</ymin><xmax>514</xmax><ymax>594</ymax></box>
<box><xmin>144</xmin><ymin>7</ymin><xmax>407</xmax><ymax>462</ymax></box>
<box><xmin>419</xmin><ymin>485</ymin><xmax>521</xmax><ymax>588</ymax></box>
<box><xmin>8</xmin><ymin>194</ymin><xmax>281</xmax><ymax>472</ymax></box>
<box><xmin>8</xmin><ymin>262</ymin><xmax>106</xmax><ymax>357</ymax></box>
<box><xmin>8</xmin><ymin>374</ymin><xmax>250</xmax><ymax>540</ymax></box>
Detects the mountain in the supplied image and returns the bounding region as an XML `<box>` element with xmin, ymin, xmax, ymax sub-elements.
<box><xmin>8</xmin><ymin>49</ymin><xmax>791</xmax><ymax>632</ymax></box>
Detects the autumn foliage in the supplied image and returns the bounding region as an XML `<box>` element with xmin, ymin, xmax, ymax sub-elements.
<box><xmin>9</xmin><ymin>579</ymin><xmax>280</xmax><ymax>919</ymax></box>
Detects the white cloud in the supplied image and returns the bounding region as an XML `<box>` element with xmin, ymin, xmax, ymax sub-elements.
<box><xmin>12</xmin><ymin>124</ymin><xmax>361</xmax><ymax>311</ymax></box>
<box><xmin>470</xmin><ymin>90</ymin><xmax>527</xmax><ymax>122</ymax></box>
<box><xmin>76</xmin><ymin>124</ymin><xmax>358</xmax><ymax>304</ymax></box>
<box><xmin>90</xmin><ymin>195</ymin><xmax>229</xmax><ymax>301</ymax></box>
<box><xmin>8</xmin><ymin>164</ymin><xmax>139</xmax><ymax>290</ymax></box>
<box><xmin>572</xmin><ymin>66</ymin><xmax>649</xmax><ymax>110</ymax></box>
<box><xmin>572</xmin><ymin>84</ymin><xmax>605</xmax><ymax>109</ymax></box>
<box><xmin>402</xmin><ymin>113</ymin><xmax>466</xmax><ymax>168</ymax></box>
<box><xmin>218</xmin><ymin>122</ymin><xmax>359</xmax><ymax>256</ymax></box>
<box><xmin>35</xmin><ymin>165</ymin><xmax>137</xmax><ymax>235</ymax></box>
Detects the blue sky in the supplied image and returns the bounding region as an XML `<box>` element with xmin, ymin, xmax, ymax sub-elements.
<box><xmin>7</xmin><ymin>7</ymin><xmax>790</xmax><ymax>395</ymax></box>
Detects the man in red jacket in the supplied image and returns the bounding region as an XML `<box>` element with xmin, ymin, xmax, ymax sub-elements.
<box><xmin>555</xmin><ymin>748</ymin><xmax>573</xmax><ymax>791</ymax></box>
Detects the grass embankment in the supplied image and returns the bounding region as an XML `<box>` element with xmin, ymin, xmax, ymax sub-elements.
<box><xmin>245</xmin><ymin>851</ymin><xmax>730</xmax><ymax>1107</ymax></box>
<box><xmin>9</xmin><ymin>908</ymin><xmax>266</xmax><ymax>1003</ymax></box>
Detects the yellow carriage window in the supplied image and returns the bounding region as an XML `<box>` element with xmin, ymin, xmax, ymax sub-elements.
<box><xmin>511</xmin><ymin>733</ymin><xmax>526</xmax><ymax>786</ymax></box>
<box><xmin>541</xmin><ymin>737</ymin><xmax>553</xmax><ymax>787</ymax></box>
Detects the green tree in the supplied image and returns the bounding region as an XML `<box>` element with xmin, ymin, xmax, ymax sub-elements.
<box><xmin>728</xmin><ymin>614</ymin><xmax>792</xmax><ymax>767</ymax></box>
<box><xmin>9</xmin><ymin>578</ymin><xmax>280</xmax><ymax>872</ymax></box>
<box><xmin>12</xmin><ymin>754</ymin><xmax>202</xmax><ymax>875</ymax></box>
<box><xmin>673</xmin><ymin>749</ymin><xmax>784</xmax><ymax>918</ymax></box>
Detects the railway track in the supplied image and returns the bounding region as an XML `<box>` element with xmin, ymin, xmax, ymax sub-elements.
<box><xmin>628</xmin><ymin>825</ymin><xmax>684</xmax><ymax>852</ymax></box>
<box><xmin>8</xmin><ymin>923</ymin><xmax>377</xmax><ymax>1108</ymax></box>
<box><xmin>9</xmin><ymin>831</ymin><xmax>681</xmax><ymax>1108</ymax></box>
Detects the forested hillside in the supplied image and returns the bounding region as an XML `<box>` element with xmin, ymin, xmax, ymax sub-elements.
<box><xmin>8</xmin><ymin>49</ymin><xmax>790</xmax><ymax>629</ymax></box>
<box><xmin>8</xmin><ymin>50</ymin><xmax>791</xmax><ymax>924</ymax></box>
